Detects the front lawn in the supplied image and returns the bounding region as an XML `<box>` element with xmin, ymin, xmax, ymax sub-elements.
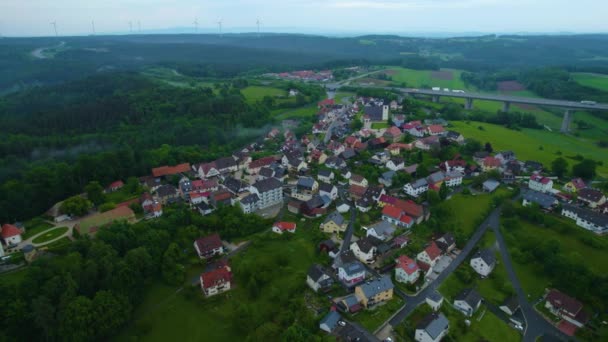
<box><xmin>348</xmin><ymin>297</ymin><xmax>404</xmax><ymax>332</ymax></box>
<box><xmin>32</xmin><ymin>227</ymin><xmax>69</xmax><ymax>244</ymax></box>
<box><xmin>22</xmin><ymin>218</ymin><xmax>54</xmax><ymax>239</ymax></box>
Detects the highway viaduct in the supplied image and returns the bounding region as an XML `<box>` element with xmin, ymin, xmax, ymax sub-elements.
<box><xmin>327</xmin><ymin>84</ymin><xmax>608</xmax><ymax>133</ymax></box>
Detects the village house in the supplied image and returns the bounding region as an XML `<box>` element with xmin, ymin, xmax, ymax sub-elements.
<box><xmin>386</xmin><ymin>157</ymin><xmax>405</xmax><ymax>171</ymax></box>
<box><xmin>192</xmin><ymin>179</ymin><xmax>219</xmax><ymax>193</ymax></box>
<box><xmin>545</xmin><ymin>289</ymin><xmax>589</xmax><ymax>328</ymax></box>
<box><xmin>349</xmin><ymin>184</ymin><xmax>368</xmax><ymax>200</ymax></box>
<box><xmin>528</xmin><ymin>173</ymin><xmax>554</xmax><ymax>193</ymax></box>
<box><xmin>482</xmin><ymin>179</ymin><xmax>500</xmax><ymax>193</ymax></box>
<box><xmin>386</xmin><ymin>142</ymin><xmax>412</xmax><ymax>155</ymax></box>
<box><xmin>427</xmin><ymin>125</ymin><xmax>445</xmax><ymax>136</ymax></box>
<box><xmin>196</xmin><ymin>202</ymin><xmax>214</xmax><ymax>216</ymax></box>
<box><xmin>307</xmin><ymin>264</ymin><xmax>334</xmax><ymax>293</ymax></box>
<box><xmin>454</xmin><ymin>288</ymin><xmax>482</xmax><ymax>316</ymax></box>
<box><xmin>319</xmin><ymin>311</ymin><xmax>341</xmax><ymax>333</ymax></box>
<box><xmin>293</xmin><ymin>177</ymin><xmax>319</xmax><ymax>201</ymax></box>
<box><xmin>350</xmin><ymin>236</ymin><xmax>382</xmax><ymax>264</ymax></box>
<box><xmin>200</xmin><ymin>261</ymin><xmax>232</xmax><ymax>297</ymax></box>
<box><xmin>481</xmin><ymin>156</ymin><xmax>501</xmax><ymax>172</ymax></box>
<box><xmin>272</xmin><ymin>221</ymin><xmax>297</xmax><ymax>234</ymax></box>
<box><xmin>435</xmin><ymin>233</ymin><xmax>456</xmax><ymax>254</ymax></box>
<box><xmin>522</xmin><ymin>189</ymin><xmax>558</xmax><ymax>210</ymax></box>
<box><xmin>563</xmin><ymin>178</ymin><xmax>586</xmax><ymax>193</ymax></box>
<box><xmin>152</xmin><ymin>163</ymin><xmax>191</xmax><ymax>178</ymax></box>
<box><xmin>317</xmin><ymin>169</ymin><xmax>334</xmax><ymax>183</ymax></box>
<box><xmin>395</xmin><ymin>255</ymin><xmax>420</xmax><ymax>284</ymax></box>
<box><xmin>561</xmin><ymin>204</ymin><xmax>608</xmax><ymax>234</ymax></box>
<box><xmin>404</xmin><ymin>178</ymin><xmax>429</xmax><ymax>198</ymax></box>
<box><xmin>155</xmin><ymin>184</ymin><xmax>179</xmax><ymax>204</ymax></box>
<box><xmin>238</xmin><ymin>193</ymin><xmax>259</xmax><ymax>214</ymax></box>
<box><xmin>325</xmin><ymin>156</ymin><xmax>347</xmax><ymax>169</ymax></box>
<box><xmin>105</xmin><ymin>180</ymin><xmax>124</xmax><ymax>193</ymax></box>
<box><xmin>349</xmin><ymin>174</ymin><xmax>368</xmax><ymax>187</ymax></box>
<box><xmin>1</xmin><ymin>224</ymin><xmax>23</xmax><ymax>246</ymax></box>
<box><xmin>338</xmin><ymin>261</ymin><xmax>367</xmax><ymax>287</ymax></box>
<box><xmin>500</xmin><ymin>296</ymin><xmax>521</xmax><ymax>317</ymax></box>
<box><xmin>415</xmin><ymin>135</ymin><xmax>440</xmax><ymax>150</ymax></box>
<box><xmin>355</xmin><ymin>275</ymin><xmax>394</xmax><ymax>309</ymax></box>
<box><xmin>320</xmin><ymin>211</ymin><xmax>347</xmax><ymax>234</ymax></box>
<box><xmin>379</xmin><ymin>195</ymin><xmax>429</xmax><ymax>224</ymax></box>
<box><xmin>384</xmin><ymin>126</ymin><xmax>402</xmax><ymax>142</ymax></box>
<box><xmin>403</xmin><ymin>121</ymin><xmax>426</xmax><ymax>138</ymax></box>
<box><xmin>392</xmin><ymin>113</ymin><xmax>405</xmax><ymax>126</ymax></box>
<box><xmin>319</xmin><ymin>182</ymin><xmax>339</xmax><ymax>200</ymax></box>
<box><xmin>246</xmin><ymin>156</ymin><xmax>276</xmax><ymax>175</ymax></box>
<box><xmin>445</xmin><ymin>131</ymin><xmax>464</xmax><ymax>144</ymax></box>
<box><xmin>250</xmin><ymin>178</ymin><xmax>283</xmax><ymax>209</ymax></box>
<box><xmin>365</xmin><ymin>220</ymin><xmax>397</xmax><ymax>241</ymax></box>
<box><xmin>577</xmin><ymin>188</ymin><xmax>606</xmax><ymax>208</ymax></box>
<box><xmin>140</xmin><ymin>193</ymin><xmax>163</xmax><ymax>218</ymax></box>
<box><xmin>416</xmin><ymin>242</ymin><xmax>442</xmax><ymax>268</ymax></box>
<box><xmin>470</xmin><ymin>249</ymin><xmax>496</xmax><ymax>277</ymax></box>
<box><xmin>193</xmin><ymin>161</ymin><xmax>219</xmax><ymax>179</ymax></box>
<box><xmin>381</xmin><ymin>205</ymin><xmax>413</xmax><ymax>229</ymax></box>
<box><xmin>415</xmin><ymin>312</ymin><xmax>449</xmax><ymax>342</ymax></box>
<box><xmin>193</xmin><ymin>233</ymin><xmax>224</xmax><ymax>259</ymax></box>
<box><xmin>379</xmin><ymin>170</ymin><xmax>396</xmax><ymax>187</ymax></box>
<box><xmin>426</xmin><ymin>291</ymin><xmax>444</xmax><ymax>311</ymax></box>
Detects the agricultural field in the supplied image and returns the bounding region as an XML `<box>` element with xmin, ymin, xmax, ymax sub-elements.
<box><xmin>116</xmin><ymin>222</ymin><xmax>328</xmax><ymax>341</ymax></box>
<box><xmin>381</xmin><ymin>67</ymin><xmax>468</xmax><ymax>90</ymax></box>
<box><xmin>272</xmin><ymin>105</ymin><xmax>317</xmax><ymax>120</ymax></box>
<box><xmin>572</xmin><ymin>73</ymin><xmax>608</xmax><ymax>92</ymax></box>
<box><xmin>450</xmin><ymin>121</ymin><xmax>608</xmax><ymax>176</ymax></box>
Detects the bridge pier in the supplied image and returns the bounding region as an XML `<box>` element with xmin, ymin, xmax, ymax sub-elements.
<box><xmin>465</xmin><ymin>98</ymin><xmax>474</xmax><ymax>110</ymax></box>
<box><xmin>561</xmin><ymin>110</ymin><xmax>573</xmax><ymax>133</ymax></box>
<box><xmin>502</xmin><ymin>101</ymin><xmax>511</xmax><ymax>112</ymax></box>
<box><xmin>432</xmin><ymin>95</ymin><xmax>440</xmax><ymax>103</ymax></box>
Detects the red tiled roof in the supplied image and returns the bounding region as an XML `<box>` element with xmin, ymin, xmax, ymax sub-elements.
<box><xmin>396</xmin><ymin>255</ymin><xmax>419</xmax><ymax>275</ymax></box>
<box><xmin>213</xmin><ymin>190</ymin><xmax>232</xmax><ymax>202</ymax></box>
<box><xmin>483</xmin><ymin>156</ymin><xmax>501</xmax><ymax>167</ymax></box>
<box><xmin>418</xmin><ymin>261</ymin><xmax>431</xmax><ymax>272</ymax></box>
<box><xmin>195</xmin><ymin>234</ymin><xmax>223</xmax><ymax>254</ymax></box>
<box><xmin>382</xmin><ymin>205</ymin><xmax>403</xmax><ymax>219</ymax></box>
<box><xmin>274</xmin><ymin>222</ymin><xmax>297</xmax><ymax>231</ymax></box>
<box><xmin>108</xmin><ymin>180</ymin><xmax>124</xmax><ymax>189</ymax></box>
<box><xmin>249</xmin><ymin>156</ymin><xmax>275</xmax><ymax>170</ymax></box>
<box><xmin>425</xmin><ymin>242</ymin><xmax>442</xmax><ymax>261</ymax></box>
<box><xmin>557</xmin><ymin>320</ymin><xmax>578</xmax><ymax>336</ymax></box>
<box><xmin>318</xmin><ymin>99</ymin><xmax>335</xmax><ymax>107</ymax></box>
<box><xmin>546</xmin><ymin>289</ymin><xmax>583</xmax><ymax>317</ymax></box>
<box><xmin>1</xmin><ymin>224</ymin><xmax>22</xmax><ymax>238</ymax></box>
<box><xmin>530</xmin><ymin>174</ymin><xmax>552</xmax><ymax>184</ymax></box>
<box><xmin>385</xmin><ymin>126</ymin><xmax>402</xmax><ymax>137</ymax></box>
<box><xmin>349</xmin><ymin>184</ymin><xmax>368</xmax><ymax>197</ymax></box>
<box><xmin>201</xmin><ymin>267</ymin><xmax>232</xmax><ymax>290</ymax></box>
<box><xmin>570</xmin><ymin>178</ymin><xmax>586</xmax><ymax>190</ymax></box>
<box><xmin>428</xmin><ymin>125</ymin><xmax>445</xmax><ymax>134</ymax></box>
<box><xmin>395</xmin><ymin>199</ymin><xmax>423</xmax><ymax>218</ymax></box>
<box><xmin>400</xmin><ymin>215</ymin><xmax>413</xmax><ymax>225</ymax></box>
<box><xmin>152</xmin><ymin>163</ymin><xmax>191</xmax><ymax>177</ymax></box>
<box><xmin>345</xmin><ymin>136</ymin><xmax>359</xmax><ymax>146</ymax></box>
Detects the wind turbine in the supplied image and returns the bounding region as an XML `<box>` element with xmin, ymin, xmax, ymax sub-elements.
<box><xmin>50</xmin><ymin>21</ymin><xmax>58</xmax><ymax>37</ymax></box>
<box><xmin>256</xmin><ymin>18</ymin><xmax>261</xmax><ymax>38</ymax></box>
<box><xmin>217</xmin><ymin>19</ymin><xmax>223</xmax><ymax>37</ymax></box>
<box><xmin>193</xmin><ymin>17</ymin><xmax>199</xmax><ymax>33</ymax></box>
<box><xmin>91</xmin><ymin>20</ymin><xmax>96</xmax><ymax>35</ymax></box>
<box><xmin>137</xmin><ymin>21</ymin><xmax>141</xmax><ymax>33</ymax></box>
<box><xmin>129</xmin><ymin>21</ymin><xmax>133</xmax><ymax>33</ymax></box>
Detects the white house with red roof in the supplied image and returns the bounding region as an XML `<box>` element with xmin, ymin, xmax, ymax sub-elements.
<box><xmin>106</xmin><ymin>180</ymin><xmax>124</xmax><ymax>193</ymax></box>
<box><xmin>545</xmin><ymin>289</ymin><xmax>589</xmax><ymax>328</ymax></box>
<box><xmin>416</xmin><ymin>242</ymin><xmax>442</xmax><ymax>268</ymax></box>
<box><xmin>395</xmin><ymin>255</ymin><xmax>420</xmax><ymax>284</ymax></box>
<box><xmin>272</xmin><ymin>222</ymin><xmax>297</xmax><ymax>234</ymax></box>
<box><xmin>427</xmin><ymin>125</ymin><xmax>445</xmax><ymax>136</ymax></box>
<box><xmin>481</xmin><ymin>156</ymin><xmax>501</xmax><ymax>172</ymax></box>
<box><xmin>1</xmin><ymin>224</ymin><xmax>23</xmax><ymax>246</ymax></box>
<box><xmin>193</xmin><ymin>161</ymin><xmax>220</xmax><ymax>179</ymax></box>
<box><xmin>381</xmin><ymin>205</ymin><xmax>413</xmax><ymax>229</ymax></box>
<box><xmin>200</xmin><ymin>262</ymin><xmax>232</xmax><ymax>297</ymax></box>
<box><xmin>528</xmin><ymin>173</ymin><xmax>553</xmax><ymax>193</ymax></box>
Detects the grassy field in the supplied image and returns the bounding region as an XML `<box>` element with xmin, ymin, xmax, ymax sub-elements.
<box><xmin>572</xmin><ymin>73</ymin><xmax>608</xmax><ymax>92</ymax></box>
<box><xmin>32</xmin><ymin>227</ymin><xmax>68</xmax><ymax>244</ymax></box>
<box><xmin>384</xmin><ymin>67</ymin><xmax>468</xmax><ymax>90</ymax></box>
<box><xmin>241</xmin><ymin>86</ymin><xmax>286</xmax><ymax>103</ymax></box>
<box><xmin>335</xmin><ymin>91</ymin><xmax>355</xmax><ymax>103</ymax></box>
<box><xmin>22</xmin><ymin>218</ymin><xmax>54</xmax><ymax>239</ymax></box>
<box><xmin>349</xmin><ymin>297</ymin><xmax>404</xmax><ymax>331</ymax></box>
<box><xmin>372</xmin><ymin>122</ymin><xmax>389</xmax><ymax>129</ymax></box>
<box><xmin>439</xmin><ymin>232</ymin><xmax>512</xmax><ymax>306</ymax></box>
<box><xmin>116</xmin><ymin>222</ymin><xmax>327</xmax><ymax>341</ymax></box>
<box><xmin>441</xmin><ymin>188</ymin><xmax>510</xmax><ymax>237</ymax></box>
<box><xmin>272</xmin><ymin>105</ymin><xmax>317</xmax><ymax>120</ymax></box>
<box><xmin>450</xmin><ymin>121</ymin><xmax>608</xmax><ymax>176</ymax></box>
<box><xmin>0</xmin><ymin>269</ymin><xmax>29</xmax><ymax>286</ymax></box>
<box><xmin>104</xmin><ymin>187</ymin><xmax>140</xmax><ymax>204</ymax></box>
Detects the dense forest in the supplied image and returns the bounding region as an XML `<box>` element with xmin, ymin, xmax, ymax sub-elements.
<box><xmin>3</xmin><ymin>34</ymin><xmax>608</xmax><ymax>92</ymax></box>
<box><xmin>0</xmin><ymin>206</ymin><xmax>274</xmax><ymax>342</ymax></box>
<box><xmin>0</xmin><ymin>72</ymin><xmax>324</xmax><ymax>222</ymax></box>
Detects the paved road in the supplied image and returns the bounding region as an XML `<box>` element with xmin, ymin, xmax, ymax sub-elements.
<box><xmin>386</xmin><ymin>205</ymin><xmax>501</xmax><ymax>327</ymax></box>
<box><xmin>339</xmin><ymin>187</ymin><xmax>357</xmax><ymax>253</ymax></box>
<box><xmin>492</xmin><ymin>224</ymin><xmax>571</xmax><ymax>342</ymax></box>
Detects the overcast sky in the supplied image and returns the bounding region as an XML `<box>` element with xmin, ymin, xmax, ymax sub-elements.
<box><xmin>1</xmin><ymin>0</ymin><xmax>607</xmax><ymax>37</ymax></box>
